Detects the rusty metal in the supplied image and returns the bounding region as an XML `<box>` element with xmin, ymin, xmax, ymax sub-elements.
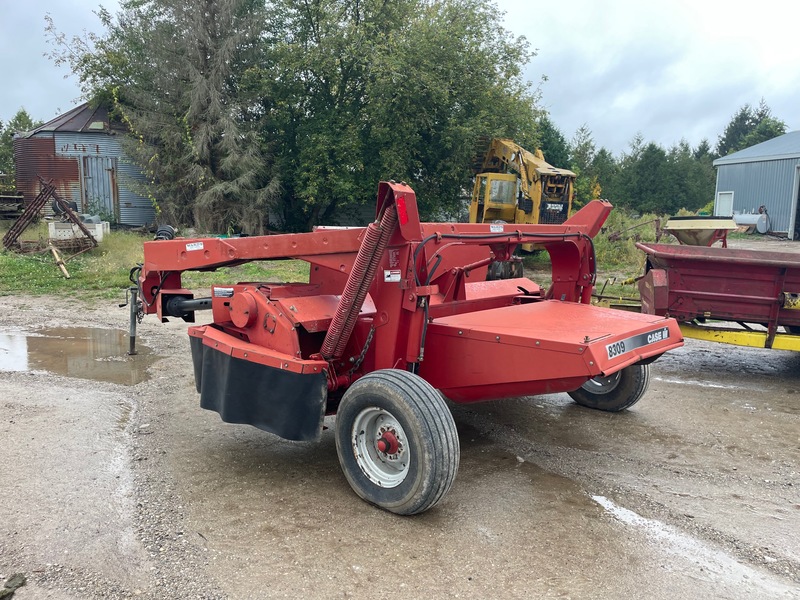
<box><xmin>13</xmin><ymin>137</ymin><xmax>81</xmax><ymax>211</ymax></box>
<box><xmin>2</xmin><ymin>176</ymin><xmax>97</xmax><ymax>252</ymax></box>
<box><xmin>52</xmin><ymin>196</ymin><xmax>98</xmax><ymax>248</ymax></box>
<box><xmin>2</xmin><ymin>178</ymin><xmax>58</xmax><ymax>250</ymax></box>
<box><xmin>15</xmin><ymin>103</ymin><xmax>155</xmax><ymax>226</ymax></box>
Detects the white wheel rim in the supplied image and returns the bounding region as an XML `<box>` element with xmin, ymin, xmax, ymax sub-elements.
<box><xmin>351</xmin><ymin>407</ymin><xmax>410</xmax><ymax>488</ymax></box>
<box><xmin>581</xmin><ymin>371</ymin><xmax>622</xmax><ymax>395</ymax></box>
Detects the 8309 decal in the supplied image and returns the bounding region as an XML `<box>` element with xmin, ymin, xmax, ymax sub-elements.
<box><xmin>605</xmin><ymin>327</ymin><xmax>670</xmax><ymax>360</ymax></box>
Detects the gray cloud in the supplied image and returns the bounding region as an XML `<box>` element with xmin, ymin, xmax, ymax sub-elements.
<box><xmin>0</xmin><ymin>1</ymin><xmax>112</xmax><ymax>124</ymax></box>
<box><xmin>503</xmin><ymin>0</ymin><xmax>800</xmax><ymax>155</ymax></box>
<box><xmin>3</xmin><ymin>0</ymin><xmax>797</xmax><ymax>160</ymax></box>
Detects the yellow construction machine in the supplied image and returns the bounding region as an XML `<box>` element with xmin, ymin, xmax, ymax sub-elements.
<box><xmin>468</xmin><ymin>138</ymin><xmax>576</xmax><ymax>278</ymax></box>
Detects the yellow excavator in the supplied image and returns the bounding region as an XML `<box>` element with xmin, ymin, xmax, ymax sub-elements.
<box><xmin>469</xmin><ymin>138</ymin><xmax>576</xmax><ymax>278</ymax></box>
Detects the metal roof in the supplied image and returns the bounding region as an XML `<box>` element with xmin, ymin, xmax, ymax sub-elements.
<box><xmin>20</xmin><ymin>102</ymin><xmax>109</xmax><ymax>138</ymax></box>
<box><xmin>713</xmin><ymin>130</ymin><xmax>800</xmax><ymax>166</ymax></box>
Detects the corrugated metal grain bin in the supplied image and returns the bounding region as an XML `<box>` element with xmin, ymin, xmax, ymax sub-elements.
<box><xmin>13</xmin><ymin>103</ymin><xmax>156</xmax><ymax>226</ymax></box>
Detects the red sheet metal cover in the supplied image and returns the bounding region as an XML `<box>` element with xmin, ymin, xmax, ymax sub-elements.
<box><xmin>420</xmin><ymin>301</ymin><xmax>682</xmax><ymax>402</ymax></box>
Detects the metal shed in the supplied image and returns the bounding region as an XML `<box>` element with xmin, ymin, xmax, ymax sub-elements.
<box><xmin>713</xmin><ymin>130</ymin><xmax>800</xmax><ymax>239</ymax></box>
<box><xmin>13</xmin><ymin>103</ymin><xmax>156</xmax><ymax>226</ymax></box>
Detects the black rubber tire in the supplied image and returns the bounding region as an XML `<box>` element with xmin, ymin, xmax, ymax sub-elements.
<box><xmin>785</xmin><ymin>325</ymin><xmax>800</xmax><ymax>335</ymax></box>
<box><xmin>568</xmin><ymin>364</ymin><xmax>650</xmax><ymax>412</ymax></box>
<box><xmin>487</xmin><ymin>261</ymin><xmax>504</xmax><ymax>281</ymax></box>
<box><xmin>335</xmin><ymin>369</ymin><xmax>460</xmax><ymax>515</ymax></box>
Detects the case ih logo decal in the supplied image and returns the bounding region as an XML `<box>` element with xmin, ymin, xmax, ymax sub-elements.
<box><xmin>606</xmin><ymin>327</ymin><xmax>670</xmax><ymax>360</ymax></box>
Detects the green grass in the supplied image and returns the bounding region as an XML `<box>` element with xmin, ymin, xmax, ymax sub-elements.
<box><xmin>0</xmin><ymin>221</ymin><xmax>309</xmax><ymax>298</ymax></box>
<box><xmin>0</xmin><ymin>209</ymin><xmax>684</xmax><ymax>304</ymax></box>
<box><xmin>520</xmin><ymin>209</ymin><xmax>664</xmax><ymax>303</ymax></box>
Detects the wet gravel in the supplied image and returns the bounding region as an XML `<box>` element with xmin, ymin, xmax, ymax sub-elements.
<box><xmin>1</xmin><ymin>281</ymin><xmax>799</xmax><ymax>599</ymax></box>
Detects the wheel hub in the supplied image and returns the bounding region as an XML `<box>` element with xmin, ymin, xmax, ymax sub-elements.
<box><xmin>580</xmin><ymin>371</ymin><xmax>622</xmax><ymax>394</ymax></box>
<box><xmin>376</xmin><ymin>430</ymin><xmax>400</xmax><ymax>455</ymax></box>
<box><xmin>351</xmin><ymin>407</ymin><xmax>409</xmax><ymax>488</ymax></box>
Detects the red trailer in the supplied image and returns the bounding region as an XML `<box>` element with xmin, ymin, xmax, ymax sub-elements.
<box><xmin>637</xmin><ymin>242</ymin><xmax>800</xmax><ymax>351</ymax></box>
<box><xmin>134</xmin><ymin>182</ymin><xmax>682</xmax><ymax>514</ymax></box>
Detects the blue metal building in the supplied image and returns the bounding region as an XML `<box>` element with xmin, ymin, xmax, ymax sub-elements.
<box><xmin>14</xmin><ymin>103</ymin><xmax>156</xmax><ymax>226</ymax></box>
<box><xmin>713</xmin><ymin>130</ymin><xmax>800</xmax><ymax>239</ymax></box>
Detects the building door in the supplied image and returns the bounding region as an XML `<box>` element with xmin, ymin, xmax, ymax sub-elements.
<box><xmin>715</xmin><ymin>191</ymin><xmax>734</xmax><ymax>216</ymax></box>
<box><xmin>82</xmin><ymin>156</ymin><xmax>118</xmax><ymax>221</ymax></box>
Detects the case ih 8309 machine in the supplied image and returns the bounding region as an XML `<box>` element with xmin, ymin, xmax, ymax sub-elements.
<box><xmin>135</xmin><ymin>181</ymin><xmax>682</xmax><ymax>514</ymax></box>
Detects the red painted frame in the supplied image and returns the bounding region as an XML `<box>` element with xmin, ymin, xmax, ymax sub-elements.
<box><xmin>140</xmin><ymin>182</ymin><xmax>682</xmax><ymax>409</ymax></box>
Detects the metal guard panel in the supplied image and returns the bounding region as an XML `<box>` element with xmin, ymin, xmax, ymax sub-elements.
<box><xmin>189</xmin><ymin>334</ymin><xmax>327</xmax><ymax>441</ymax></box>
<box><xmin>421</xmin><ymin>301</ymin><xmax>682</xmax><ymax>401</ymax></box>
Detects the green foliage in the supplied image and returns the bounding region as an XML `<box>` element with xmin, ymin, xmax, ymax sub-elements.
<box><xmin>253</xmin><ymin>0</ymin><xmax>541</xmax><ymax>228</ymax></box>
<box><xmin>182</xmin><ymin>260</ymin><xmax>310</xmax><ymax>290</ymax></box>
<box><xmin>698</xmin><ymin>200</ymin><xmax>715</xmax><ymax>215</ymax></box>
<box><xmin>583</xmin><ymin>132</ymin><xmax>717</xmax><ymax>216</ymax></box>
<box><xmin>716</xmin><ymin>99</ymin><xmax>787</xmax><ymax>157</ymax></box>
<box><xmin>48</xmin><ymin>0</ymin><xmax>276</xmax><ymax>234</ymax></box>
<box><xmin>44</xmin><ymin>0</ymin><xmax>789</xmax><ymax>235</ymax></box>
<box><xmin>568</xmin><ymin>125</ymin><xmax>596</xmax><ymax>205</ymax></box>
<box><xmin>0</xmin><ymin>108</ymin><xmax>42</xmax><ymax>186</ymax></box>
<box><xmin>48</xmin><ymin>0</ymin><xmax>541</xmax><ymax>232</ymax></box>
<box><xmin>740</xmin><ymin>117</ymin><xmax>786</xmax><ymax>149</ymax></box>
<box><xmin>593</xmin><ymin>208</ymin><xmax>660</xmax><ymax>272</ymax></box>
<box><xmin>536</xmin><ymin>114</ymin><xmax>570</xmax><ymax>169</ymax></box>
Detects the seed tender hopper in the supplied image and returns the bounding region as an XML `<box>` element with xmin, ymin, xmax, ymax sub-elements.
<box><xmin>134</xmin><ymin>181</ymin><xmax>682</xmax><ymax>514</ymax></box>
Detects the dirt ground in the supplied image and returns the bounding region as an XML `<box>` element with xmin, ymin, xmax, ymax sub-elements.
<box><xmin>1</xmin><ymin>235</ymin><xmax>799</xmax><ymax>599</ymax></box>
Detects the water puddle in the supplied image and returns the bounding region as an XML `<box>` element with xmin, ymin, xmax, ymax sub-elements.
<box><xmin>652</xmin><ymin>376</ymin><xmax>765</xmax><ymax>391</ymax></box>
<box><xmin>592</xmin><ymin>495</ymin><xmax>797</xmax><ymax>595</ymax></box>
<box><xmin>0</xmin><ymin>327</ymin><xmax>155</xmax><ymax>385</ymax></box>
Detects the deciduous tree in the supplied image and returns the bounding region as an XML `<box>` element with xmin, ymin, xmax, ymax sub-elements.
<box><xmin>50</xmin><ymin>0</ymin><xmax>542</xmax><ymax>232</ymax></box>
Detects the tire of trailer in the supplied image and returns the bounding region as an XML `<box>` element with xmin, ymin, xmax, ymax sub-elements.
<box><xmin>785</xmin><ymin>325</ymin><xmax>800</xmax><ymax>335</ymax></box>
<box><xmin>567</xmin><ymin>363</ymin><xmax>650</xmax><ymax>412</ymax></box>
<box><xmin>334</xmin><ymin>369</ymin><xmax>460</xmax><ymax>515</ymax></box>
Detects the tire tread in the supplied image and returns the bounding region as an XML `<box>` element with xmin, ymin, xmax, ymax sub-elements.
<box><xmin>568</xmin><ymin>363</ymin><xmax>650</xmax><ymax>412</ymax></box>
<box><xmin>335</xmin><ymin>369</ymin><xmax>459</xmax><ymax>515</ymax></box>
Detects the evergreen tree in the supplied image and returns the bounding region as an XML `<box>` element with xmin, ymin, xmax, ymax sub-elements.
<box><xmin>0</xmin><ymin>109</ymin><xmax>41</xmax><ymax>186</ymax></box>
<box><xmin>569</xmin><ymin>125</ymin><xmax>598</xmax><ymax>205</ymax></box>
<box><xmin>716</xmin><ymin>100</ymin><xmax>786</xmax><ymax>157</ymax></box>
<box><xmin>536</xmin><ymin>114</ymin><xmax>570</xmax><ymax>169</ymax></box>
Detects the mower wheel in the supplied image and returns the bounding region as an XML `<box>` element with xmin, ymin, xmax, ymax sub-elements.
<box><xmin>487</xmin><ymin>261</ymin><xmax>505</xmax><ymax>281</ymax></box>
<box><xmin>568</xmin><ymin>363</ymin><xmax>650</xmax><ymax>412</ymax></box>
<box><xmin>335</xmin><ymin>369</ymin><xmax>459</xmax><ymax>515</ymax></box>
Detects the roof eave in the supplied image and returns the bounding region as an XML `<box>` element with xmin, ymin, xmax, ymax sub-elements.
<box><xmin>714</xmin><ymin>152</ymin><xmax>800</xmax><ymax>167</ymax></box>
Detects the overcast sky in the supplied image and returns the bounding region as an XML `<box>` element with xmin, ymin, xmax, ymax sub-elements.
<box><xmin>2</xmin><ymin>0</ymin><xmax>798</xmax><ymax>156</ymax></box>
<box><xmin>499</xmin><ymin>0</ymin><xmax>800</xmax><ymax>155</ymax></box>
